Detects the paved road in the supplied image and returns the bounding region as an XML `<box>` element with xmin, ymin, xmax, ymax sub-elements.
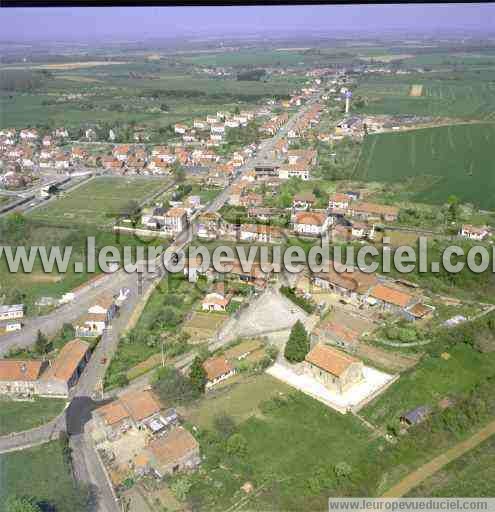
<box><xmin>382</xmin><ymin>418</ymin><xmax>495</xmax><ymax>497</ymax></box>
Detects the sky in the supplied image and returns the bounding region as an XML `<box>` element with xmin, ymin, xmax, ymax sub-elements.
<box><xmin>1</xmin><ymin>4</ymin><xmax>495</xmax><ymax>42</ymax></box>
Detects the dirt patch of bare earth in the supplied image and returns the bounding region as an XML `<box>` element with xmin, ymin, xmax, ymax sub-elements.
<box><xmin>409</xmin><ymin>84</ymin><xmax>424</xmax><ymax>97</ymax></box>
<box><xmin>356</xmin><ymin>342</ymin><xmax>421</xmax><ymax>373</ymax></box>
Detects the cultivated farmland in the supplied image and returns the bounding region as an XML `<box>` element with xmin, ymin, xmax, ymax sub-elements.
<box><xmin>355</xmin><ymin>123</ymin><xmax>495</xmax><ymax>209</ymax></box>
<box><xmin>355</xmin><ymin>74</ymin><xmax>495</xmax><ymax>119</ymax></box>
<box><xmin>29</xmin><ymin>176</ymin><xmax>169</xmax><ymax>227</ymax></box>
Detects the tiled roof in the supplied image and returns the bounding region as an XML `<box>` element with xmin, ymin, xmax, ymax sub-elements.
<box><xmin>305</xmin><ymin>344</ymin><xmax>361</xmax><ymax>377</ymax></box>
<box><xmin>119</xmin><ymin>389</ymin><xmax>162</xmax><ymax>422</ymax></box>
<box><xmin>370</xmin><ymin>284</ymin><xmax>413</xmax><ymax>308</ymax></box>
<box><xmin>41</xmin><ymin>338</ymin><xmax>89</xmax><ymax>384</ymax></box>
<box><xmin>149</xmin><ymin>427</ymin><xmax>198</xmax><ymax>465</ymax></box>
<box><xmin>203</xmin><ymin>357</ymin><xmax>233</xmax><ymax>381</ymax></box>
<box><xmin>0</xmin><ymin>360</ymin><xmax>45</xmax><ymax>382</ymax></box>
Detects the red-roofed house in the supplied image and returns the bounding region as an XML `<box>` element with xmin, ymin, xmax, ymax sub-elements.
<box><xmin>305</xmin><ymin>344</ymin><xmax>364</xmax><ymax>394</ymax></box>
<box><xmin>292</xmin><ymin>211</ymin><xmax>329</xmax><ymax>236</ymax></box>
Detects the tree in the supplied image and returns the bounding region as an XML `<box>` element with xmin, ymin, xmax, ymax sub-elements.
<box><xmin>284</xmin><ymin>320</ymin><xmax>309</xmax><ymax>363</ymax></box>
<box><xmin>447</xmin><ymin>195</ymin><xmax>460</xmax><ymax>223</ymax></box>
<box><xmin>120</xmin><ymin>200</ymin><xmax>141</xmax><ymax>221</ymax></box>
<box><xmin>189</xmin><ymin>356</ymin><xmax>207</xmax><ymax>393</ymax></box>
<box><xmin>34</xmin><ymin>330</ymin><xmax>50</xmax><ymax>355</ymax></box>
<box><xmin>5</xmin><ymin>496</ymin><xmax>41</xmax><ymax>512</ymax></box>
<box><xmin>153</xmin><ymin>365</ymin><xmax>198</xmax><ymax>404</ymax></box>
<box><xmin>226</xmin><ymin>433</ymin><xmax>248</xmax><ymax>456</ymax></box>
<box><xmin>213</xmin><ymin>413</ymin><xmax>236</xmax><ymax>439</ymax></box>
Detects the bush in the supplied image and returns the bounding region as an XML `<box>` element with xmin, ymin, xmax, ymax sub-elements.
<box><xmin>226</xmin><ymin>433</ymin><xmax>248</xmax><ymax>456</ymax></box>
<box><xmin>280</xmin><ymin>286</ymin><xmax>316</xmax><ymax>314</ymax></box>
<box><xmin>213</xmin><ymin>413</ymin><xmax>236</xmax><ymax>439</ymax></box>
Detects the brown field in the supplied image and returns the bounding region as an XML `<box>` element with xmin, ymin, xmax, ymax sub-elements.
<box><xmin>20</xmin><ymin>273</ymin><xmax>63</xmax><ymax>283</ymax></box>
<box><xmin>1</xmin><ymin>61</ymin><xmax>129</xmax><ymax>71</ymax></box>
<box><xmin>182</xmin><ymin>311</ymin><xmax>227</xmax><ymax>342</ymax></box>
<box><xmin>409</xmin><ymin>84</ymin><xmax>424</xmax><ymax>97</ymax></box>
<box><xmin>360</xmin><ymin>54</ymin><xmax>415</xmax><ymax>63</ymax></box>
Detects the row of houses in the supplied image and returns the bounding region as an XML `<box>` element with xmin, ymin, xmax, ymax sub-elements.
<box><xmin>307</xmin><ymin>265</ymin><xmax>434</xmax><ymax>321</ymax></box>
<box><xmin>0</xmin><ymin>338</ymin><xmax>91</xmax><ymax>397</ymax></box>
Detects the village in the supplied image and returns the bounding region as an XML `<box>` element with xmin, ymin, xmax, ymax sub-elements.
<box><xmin>2</xmin><ymin>39</ymin><xmax>495</xmax><ymax>512</ymax></box>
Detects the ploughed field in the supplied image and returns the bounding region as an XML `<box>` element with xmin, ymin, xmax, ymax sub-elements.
<box><xmin>355</xmin><ymin>122</ymin><xmax>495</xmax><ymax>209</ymax></box>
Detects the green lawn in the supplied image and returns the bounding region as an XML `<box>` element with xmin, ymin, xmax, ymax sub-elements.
<box><xmin>363</xmin><ymin>343</ymin><xmax>495</xmax><ymax>427</ymax></box>
<box><xmin>184</xmin><ymin>373</ymin><xmax>290</xmax><ymax>429</ymax></box>
<box><xmin>188</xmin><ymin>391</ymin><xmax>374</xmax><ymax>511</ymax></box>
<box><xmin>355</xmin><ymin>123</ymin><xmax>495</xmax><ymax>209</ymax></box>
<box><xmin>0</xmin><ymin>398</ymin><xmax>66</xmax><ymax>435</ymax></box>
<box><xmin>29</xmin><ymin>176</ymin><xmax>169</xmax><ymax>227</ymax></box>
<box><xmin>407</xmin><ymin>435</ymin><xmax>495</xmax><ymax>497</ymax></box>
<box><xmin>0</xmin><ymin>440</ymin><xmax>89</xmax><ymax>512</ymax></box>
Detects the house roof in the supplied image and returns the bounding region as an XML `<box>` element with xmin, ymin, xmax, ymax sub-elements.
<box><xmin>203</xmin><ymin>357</ymin><xmax>234</xmax><ymax>381</ymax></box>
<box><xmin>75</xmin><ymin>312</ymin><xmax>107</xmax><ymax>325</ymax></box>
<box><xmin>203</xmin><ymin>292</ymin><xmax>229</xmax><ymax>308</ymax></box>
<box><xmin>92</xmin><ymin>293</ymin><xmax>115</xmax><ymax>311</ymax></box>
<box><xmin>119</xmin><ymin>389</ymin><xmax>162</xmax><ymax>422</ymax></box>
<box><xmin>305</xmin><ymin>344</ymin><xmax>361</xmax><ymax>377</ymax></box>
<box><xmin>41</xmin><ymin>338</ymin><xmax>90</xmax><ymax>384</ymax></box>
<box><xmin>408</xmin><ymin>302</ymin><xmax>434</xmax><ymax>319</ymax></box>
<box><xmin>148</xmin><ymin>427</ymin><xmax>198</xmax><ymax>466</ymax></box>
<box><xmin>370</xmin><ymin>284</ymin><xmax>413</xmax><ymax>308</ymax></box>
<box><xmin>317</xmin><ymin>321</ymin><xmax>359</xmax><ymax>343</ymax></box>
<box><xmin>352</xmin><ymin>201</ymin><xmax>399</xmax><ymax>217</ymax></box>
<box><xmin>97</xmin><ymin>400</ymin><xmax>130</xmax><ymax>426</ymax></box>
<box><xmin>0</xmin><ymin>360</ymin><xmax>46</xmax><ymax>382</ymax></box>
<box><xmin>165</xmin><ymin>207</ymin><xmax>186</xmax><ymax>218</ymax></box>
<box><xmin>313</xmin><ymin>264</ymin><xmax>377</xmax><ymax>294</ymax></box>
<box><xmin>294</xmin><ymin>211</ymin><xmax>327</xmax><ymax>226</ymax></box>
<box><xmin>294</xmin><ymin>191</ymin><xmax>316</xmax><ymax>203</ymax></box>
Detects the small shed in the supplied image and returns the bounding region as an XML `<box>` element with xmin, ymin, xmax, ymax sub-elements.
<box><xmin>400</xmin><ymin>405</ymin><xmax>432</xmax><ymax>426</ymax></box>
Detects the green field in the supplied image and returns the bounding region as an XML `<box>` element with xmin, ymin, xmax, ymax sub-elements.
<box><xmin>30</xmin><ymin>176</ymin><xmax>168</xmax><ymax>227</ymax></box>
<box><xmin>355</xmin><ymin>74</ymin><xmax>495</xmax><ymax>119</ymax></box>
<box><xmin>0</xmin><ymin>398</ymin><xmax>66</xmax><ymax>435</ymax></box>
<box><xmin>363</xmin><ymin>343</ymin><xmax>495</xmax><ymax>427</ymax></box>
<box><xmin>408</xmin><ymin>435</ymin><xmax>495</xmax><ymax>497</ymax></box>
<box><xmin>355</xmin><ymin>123</ymin><xmax>495</xmax><ymax>209</ymax></box>
<box><xmin>180</xmin><ymin>49</ymin><xmax>309</xmax><ymax>67</ymax></box>
<box><xmin>0</xmin><ymin>66</ymin><xmax>302</xmax><ymax>128</ymax></box>
<box><xmin>188</xmin><ymin>391</ymin><xmax>374</xmax><ymax>510</ymax></box>
<box><xmin>0</xmin><ymin>440</ymin><xmax>90</xmax><ymax>512</ymax></box>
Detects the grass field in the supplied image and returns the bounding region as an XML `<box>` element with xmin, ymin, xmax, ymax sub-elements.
<box><xmin>355</xmin><ymin>123</ymin><xmax>495</xmax><ymax>209</ymax></box>
<box><xmin>355</xmin><ymin>74</ymin><xmax>495</xmax><ymax>119</ymax></box>
<box><xmin>407</xmin><ymin>435</ymin><xmax>495</xmax><ymax>497</ymax></box>
<box><xmin>0</xmin><ymin>440</ymin><xmax>84</xmax><ymax>511</ymax></box>
<box><xmin>363</xmin><ymin>343</ymin><xmax>495</xmax><ymax>427</ymax></box>
<box><xmin>0</xmin><ymin>398</ymin><xmax>66</xmax><ymax>435</ymax></box>
<box><xmin>183</xmin><ymin>373</ymin><xmax>290</xmax><ymax>429</ymax></box>
<box><xmin>189</xmin><ymin>391</ymin><xmax>375</xmax><ymax>510</ymax></box>
<box><xmin>29</xmin><ymin>176</ymin><xmax>169</xmax><ymax>227</ymax></box>
<box><xmin>180</xmin><ymin>49</ymin><xmax>309</xmax><ymax>67</ymax></box>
